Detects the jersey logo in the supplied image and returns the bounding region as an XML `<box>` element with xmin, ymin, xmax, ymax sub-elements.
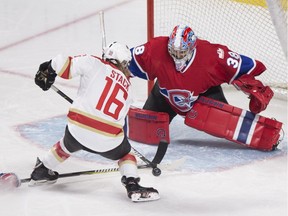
<box><xmin>217</xmin><ymin>48</ymin><xmax>224</xmax><ymax>59</ymax></box>
<box><xmin>160</xmin><ymin>88</ymin><xmax>198</xmax><ymax>112</ymax></box>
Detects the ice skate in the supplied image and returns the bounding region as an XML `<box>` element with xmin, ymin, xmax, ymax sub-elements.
<box><xmin>121</xmin><ymin>176</ymin><xmax>160</xmax><ymax>202</ymax></box>
<box><xmin>29</xmin><ymin>158</ymin><xmax>59</xmax><ymax>186</ymax></box>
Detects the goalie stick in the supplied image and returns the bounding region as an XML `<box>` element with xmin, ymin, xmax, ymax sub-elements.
<box><xmin>51</xmin><ymin>84</ymin><xmax>168</xmax><ymax>175</ymax></box>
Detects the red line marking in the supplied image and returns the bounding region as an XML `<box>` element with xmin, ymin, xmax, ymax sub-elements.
<box><xmin>0</xmin><ymin>1</ymin><xmax>131</xmax><ymax>52</ymax></box>
<box><xmin>0</xmin><ymin>68</ymin><xmax>31</xmax><ymax>78</ymax></box>
<box><xmin>0</xmin><ymin>68</ymin><xmax>77</xmax><ymax>89</ymax></box>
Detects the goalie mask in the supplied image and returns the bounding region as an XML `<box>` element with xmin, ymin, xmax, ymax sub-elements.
<box><xmin>102</xmin><ymin>41</ymin><xmax>132</xmax><ymax>73</ymax></box>
<box><xmin>168</xmin><ymin>25</ymin><xmax>197</xmax><ymax>73</ymax></box>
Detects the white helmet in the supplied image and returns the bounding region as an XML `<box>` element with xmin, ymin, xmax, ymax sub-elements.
<box><xmin>102</xmin><ymin>41</ymin><xmax>132</xmax><ymax>68</ymax></box>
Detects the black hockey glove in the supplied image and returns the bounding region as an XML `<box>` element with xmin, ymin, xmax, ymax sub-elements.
<box><xmin>35</xmin><ymin>60</ymin><xmax>57</xmax><ymax>91</ymax></box>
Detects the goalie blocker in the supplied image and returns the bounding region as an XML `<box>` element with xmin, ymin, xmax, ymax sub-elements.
<box><xmin>127</xmin><ymin>107</ymin><xmax>170</xmax><ymax>145</ymax></box>
<box><xmin>185</xmin><ymin>96</ymin><xmax>282</xmax><ymax>151</ymax></box>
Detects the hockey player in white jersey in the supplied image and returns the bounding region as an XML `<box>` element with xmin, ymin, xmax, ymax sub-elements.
<box><xmin>32</xmin><ymin>41</ymin><xmax>159</xmax><ymax>202</ymax></box>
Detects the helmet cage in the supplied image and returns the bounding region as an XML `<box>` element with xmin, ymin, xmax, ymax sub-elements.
<box><xmin>168</xmin><ymin>25</ymin><xmax>197</xmax><ymax>72</ymax></box>
<box><xmin>105</xmin><ymin>58</ymin><xmax>130</xmax><ymax>70</ymax></box>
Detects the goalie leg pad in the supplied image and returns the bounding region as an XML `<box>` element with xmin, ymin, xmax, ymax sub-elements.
<box><xmin>185</xmin><ymin>96</ymin><xmax>282</xmax><ymax>151</ymax></box>
<box><xmin>127</xmin><ymin>108</ymin><xmax>170</xmax><ymax>145</ymax></box>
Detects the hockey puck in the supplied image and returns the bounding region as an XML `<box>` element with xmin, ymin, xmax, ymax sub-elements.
<box><xmin>152</xmin><ymin>167</ymin><xmax>161</xmax><ymax>176</ymax></box>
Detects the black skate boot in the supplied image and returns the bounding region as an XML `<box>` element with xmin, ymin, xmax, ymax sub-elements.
<box><xmin>29</xmin><ymin>157</ymin><xmax>59</xmax><ymax>186</ymax></box>
<box><xmin>121</xmin><ymin>176</ymin><xmax>160</xmax><ymax>202</ymax></box>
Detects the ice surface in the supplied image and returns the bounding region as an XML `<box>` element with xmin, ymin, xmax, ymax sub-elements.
<box><xmin>0</xmin><ymin>1</ymin><xmax>287</xmax><ymax>216</ymax></box>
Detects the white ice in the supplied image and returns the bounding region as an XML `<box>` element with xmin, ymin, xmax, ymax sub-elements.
<box><xmin>0</xmin><ymin>1</ymin><xmax>287</xmax><ymax>216</ymax></box>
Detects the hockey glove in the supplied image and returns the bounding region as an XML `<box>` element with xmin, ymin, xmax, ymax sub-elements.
<box><xmin>232</xmin><ymin>74</ymin><xmax>274</xmax><ymax>114</ymax></box>
<box><xmin>35</xmin><ymin>60</ymin><xmax>57</xmax><ymax>91</ymax></box>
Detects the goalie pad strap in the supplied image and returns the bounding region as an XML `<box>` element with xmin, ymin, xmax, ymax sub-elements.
<box><xmin>185</xmin><ymin>96</ymin><xmax>282</xmax><ymax>151</ymax></box>
<box><xmin>127</xmin><ymin>108</ymin><xmax>170</xmax><ymax>145</ymax></box>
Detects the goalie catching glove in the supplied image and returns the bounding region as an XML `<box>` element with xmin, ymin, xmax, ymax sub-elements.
<box><xmin>232</xmin><ymin>74</ymin><xmax>273</xmax><ymax>114</ymax></box>
<box><xmin>35</xmin><ymin>60</ymin><xmax>57</xmax><ymax>91</ymax></box>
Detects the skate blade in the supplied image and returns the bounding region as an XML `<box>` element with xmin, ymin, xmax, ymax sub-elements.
<box><xmin>131</xmin><ymin>192</ymin><xmax>160</xmax><ymax>202</ymax></box>
<box><xmin>28</xmin><ymin>179</ymin><xmax>57</xmax><ymax>187</ymax></box>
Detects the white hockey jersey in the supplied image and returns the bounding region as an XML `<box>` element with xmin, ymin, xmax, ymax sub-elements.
<box><xmin>51</xmin><ymin>54</ymin><xmax>133</xmax><ymax>152</ymax></box>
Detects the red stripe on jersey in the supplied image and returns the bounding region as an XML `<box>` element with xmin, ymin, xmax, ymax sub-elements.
<box><xmin>58</xmin><ymin>56</ymin><xmax>72</xmax><ymax>79</ymax></box>
<box><xmin>67</xmin><ymin>109</ymin><xmax>123</xmax><ymax>136</ymax></box>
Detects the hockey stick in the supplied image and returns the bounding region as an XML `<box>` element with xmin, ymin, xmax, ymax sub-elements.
<box><xmin>132</xmin><ymin>143</ymin><xmax>166</xmax><ymax>176</ymax></box>
<box><xmin>14</xmin><ymin>142</ymin><xmax>166</xmax><ymax>186</ymax></box>
<box><xmin>0</xmin><ymin>164</ymin><xmax>154</xmax><ymax>188</ymax></box>
<box><xmin>0</xmin><ymin>140</ymin><xmax>168</xmax><ymax>187</ymax></box>
<box><xmin>19</xmin><ymin>168</ymin><xmax>119</xmax><ymax>184</ymax></box>
<box><xmin>1</xmin><ymin>152</ymin><xmax>183</xmax><ymax>189</ymax></box>
<box><xmin>19</xmin><ymin>153</ymin><xmax>176</xmax><ymax>186</ymax></box>
<box><xmin>99</xmin><ymin>10</ymin><xmax>107</xmax><ymax>50</ymax></box>
<box><xmin>19</xmin><ymin>163</ymin><xmax>157</xmax><ymax>184</ymax></box>
<box><xmin>50</xmin><ymin>84</ymin><xmax>168</xmax><ymax>174</ymax></box>
<box><xmin>1</xmin><ymin>138</ymin><xmax>169</xmax><ymax>187</ymax></box>
<box><xmin>50</xmin><ymin>85</ymin><xmax>73</xmax><ymax>103</ymax></box>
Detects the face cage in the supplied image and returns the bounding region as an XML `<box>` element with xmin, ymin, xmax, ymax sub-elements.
<box><xmin>120</xmin><ymin>60</ymin><xmax>130</xmax><ymax>69</ymax></box>
<box><xmin>168</xmin><ymin>47</ymin><xmax>193</xmax><ymax>72</ymax></box>
<box><xmin>105</xmin><ymin>58</ymin><xmax>130</xmax><ymax>68</ymax></box>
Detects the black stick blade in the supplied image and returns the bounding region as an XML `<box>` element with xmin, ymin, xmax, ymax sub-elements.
<box><xmin>152</xmin><ymin>140</ymin><xmax>169</xmax><ymax>164</ymax></box>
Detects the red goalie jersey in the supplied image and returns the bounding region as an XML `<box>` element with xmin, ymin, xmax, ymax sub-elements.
<box><xmin>128</xmin><ymin>36</ymin><xmax>280</xmax><ymax>151</ymax></box>
<box><xmin>129</xmin><ymin>37</ymin><xmax>268</xmax><ymax>116</ymax></box>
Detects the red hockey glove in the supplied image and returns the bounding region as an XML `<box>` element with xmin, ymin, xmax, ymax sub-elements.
<box><xmin>232</xmin><ymin>74</ymin><xmax>274</xmax><ymax>114</ymax></box>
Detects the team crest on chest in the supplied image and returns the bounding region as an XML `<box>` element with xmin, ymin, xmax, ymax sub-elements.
<box><xmin>160</xmin><ymin>88</ymin><xmax>197</xmax><ymax>112</ymax></box>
